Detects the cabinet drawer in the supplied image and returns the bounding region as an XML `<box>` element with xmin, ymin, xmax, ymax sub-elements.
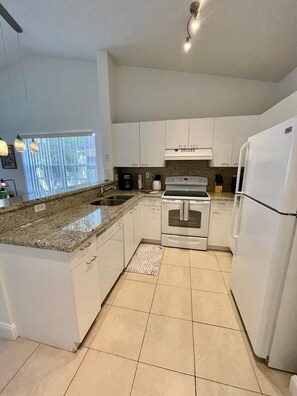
<box><xmin>142</xmin><ymin>197</ymin><xmax>161</xmax><ymax>206</ymax></box>
<box><xmin>211</xmin><ymin>200</ymin><xmax>233</xmax><ymax>211</ymax></box>
<box><xmin>69</xmin><ymin>236</ymin><xmax>96</xmax><ymax>270</ymax></box>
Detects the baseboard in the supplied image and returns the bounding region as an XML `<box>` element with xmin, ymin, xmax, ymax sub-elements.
<box><xmin>289</xmin><ymin>376</ymin><xmax>297</xmax><ymax>396</ymax></box>
<box><xmin>0</xmin><ymin>321</ymin><xmax>18</xmax><ymax>340</ymax></box>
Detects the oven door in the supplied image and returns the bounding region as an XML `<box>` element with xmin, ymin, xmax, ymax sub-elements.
<box><xmin>162</xmin><ymin>199</ymin><xmax>210</xmax><ymax>237</ymax></box>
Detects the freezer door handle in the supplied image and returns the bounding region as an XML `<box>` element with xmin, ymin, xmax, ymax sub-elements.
<box><xmin>236</xmin><ymin>141</ymin><xmax>250</xmax><ymax>194</ymax></box>
<box><xmin>179</xmin><ymin>201</ymin><xmax>184</xmax><ymax>221</ymax></box>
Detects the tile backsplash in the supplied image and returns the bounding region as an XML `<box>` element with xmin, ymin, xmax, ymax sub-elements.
<box><xmin>115</xmin><ymin>161</ymin><xmax>237</xmax><ymax>191</ymax></box>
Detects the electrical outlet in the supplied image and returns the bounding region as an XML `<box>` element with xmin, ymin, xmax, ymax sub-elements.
<box><xmin>34</xmin><ymin>203</ymin><xmax>46</xmax><ymax>213</ymax></box>
<box><xmin>146</xmin><ymin>172</ymin><xmax>150</xmax><ymax>179</ymax></box>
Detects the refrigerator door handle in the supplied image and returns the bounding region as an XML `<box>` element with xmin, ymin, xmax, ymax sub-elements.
<box><xmin>236</xmin><ymin>141</ymin><xmax>250</xmax><ymax>194</ymax></box>
<box><xmin>231</xmin><ymin>195</ymin><xmax>244</xmax><ymax>240</ymax></box>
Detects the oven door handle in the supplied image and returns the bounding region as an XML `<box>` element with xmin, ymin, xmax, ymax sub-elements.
<box><xmin>179</xmin><ymin>201</ymin><xmax>184</xmax><ymax>221</ymax></box>
<box><xmin>183</xmin><ymin>200</ymin><xmax>189</xmax><ymax>222</ymax></box>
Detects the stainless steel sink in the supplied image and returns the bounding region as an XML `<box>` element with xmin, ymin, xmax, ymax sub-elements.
<box><xmin>90</xmin><ymin>195</ymin><xmax>134</xmax><ymax>206</ymax></box>
<box><xmin>104</xmin><ymin>195</ymin><xmax>134</xmax><ymax>201</ymax></box>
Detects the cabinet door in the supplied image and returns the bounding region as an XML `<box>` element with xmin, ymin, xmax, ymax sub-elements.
<box><xmin>112</xmin><ymin>123</ymin><xmax>139</xmax><ymax>167</ymax></box>
<box><xmin>123</xmin><ymin>209</ymin><xmax>135</xmax><ymax>267</ymax></box>
<box><xmin>208</xmin><ymin>209</ymin><xmax>232</xmax><ymax>248</ymax></box>
<box><xmin>143</xmin><ymin>205</ymin><xmax>161</xmax><ymax>241</ymax></box>
<box><xmin>97</xmin><ymin>224</ymin><xmax>124</xmax><ymax>302</ymax></box>
<box><xmin>211</xmin><ymin>117</ymin><xmax>235</xmax><ymax>167</ymax></box>
<box><xmin>231</xmin><ymin>116</ymin><xmax>258</xmax><ymax>166</ymax></box>
<box><xmin>165</xmin><ymin>119</ymin><xmax>189</xmax><ymax>149</ymax></box>
<box><xmin>189</xmin><ymin>118</ymin><xmax>214</xmax><ymax>148</ymax></box>
<box><xmin>133</xmin><ymin>204</ymin><xmax>143</xmax><ymax>250</ymax></box>
<box><xmin>71</xmin><ymin>255</ymin><xmax>101</xmax><ymax>342</ymax></box>
<box><xmin>140</xmin><ymin>121</ymin><xmax>165</xmax><ymax>167</ymax></box>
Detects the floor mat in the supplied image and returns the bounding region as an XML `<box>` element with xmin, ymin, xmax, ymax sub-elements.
<box><xmin>126</xmin><ymin>243</ymin><xmax>164</xmax><ymax>276</ymax></box>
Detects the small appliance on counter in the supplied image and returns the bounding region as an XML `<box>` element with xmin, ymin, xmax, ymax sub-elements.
<box><xmin>119</xmin><ymin>173</ymin><xmax>133</xmax><ymax>190</ymax></box>
<box><xmin>214</xmin><ymin>174</ymin><xmax>223</xmax><ymax>193</ymax></box>
<box><xmin>152</xmin><ymin>175</ymin><xmax>162</xmax><ymax>191</ymax></box>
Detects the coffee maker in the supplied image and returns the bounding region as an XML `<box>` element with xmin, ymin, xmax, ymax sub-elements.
<box><xmin>119</xmin><ymin>173</ymin><xmax>133</xmax><ymax>190</ymax></box>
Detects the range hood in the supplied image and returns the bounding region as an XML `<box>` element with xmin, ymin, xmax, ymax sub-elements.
<box><xmin>164</xmin><ymin>148</ymin><xmax>213</xmax><ymax>161</ymax></box>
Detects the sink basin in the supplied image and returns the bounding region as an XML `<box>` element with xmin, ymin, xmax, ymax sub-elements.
<box><xmin>105</xmin><ymin>195</ymin><xmax>134</xmax><ymax>201</ymax></box>
<box><xmin>90</xmin><ymin>195</ymin><xmax>134</xmax><ymax>206</ymax></box>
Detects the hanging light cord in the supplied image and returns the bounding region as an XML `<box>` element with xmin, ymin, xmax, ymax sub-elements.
<box><xmin>17</xmin><ymin>32</ymin><xmax>33</xmax><ymax>134</ymax></box>
<box><xmin>0</xmin><ymin>19</ymin><xmax>19</xmax><ymax>134</ymax></box>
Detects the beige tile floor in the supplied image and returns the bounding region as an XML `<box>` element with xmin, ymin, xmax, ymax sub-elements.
<box><xmin>0</xmin><ymin>248</ymin><xmax>292</xmax><ymax>395</ymax></box>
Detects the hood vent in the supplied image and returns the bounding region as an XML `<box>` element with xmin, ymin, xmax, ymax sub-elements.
<box><xmin>164</xmin><ymin>148</ymin><xmax>213</xmax><ymax>161</ymax></box>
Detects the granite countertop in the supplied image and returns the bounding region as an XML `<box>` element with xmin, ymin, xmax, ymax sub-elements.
<box><xmin>0</xmin><ymin>190</ymin><xmax>163</xmax><ymax>253</ymax></box>
<box><xmin>209</xmin><ymin>192</ymin><xmax>235</xmax><ymax>201</ymax></box>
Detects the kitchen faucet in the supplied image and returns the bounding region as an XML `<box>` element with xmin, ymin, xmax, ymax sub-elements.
<box><xmin>100</xmin><ymin>184</ymin><xmax>117</xmax><ymax>197</ymax></box>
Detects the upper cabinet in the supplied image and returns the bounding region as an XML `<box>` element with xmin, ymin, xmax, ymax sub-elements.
<box><xmin>231</xmin><ymin>116</ymin><xmax>258</xmax><ymax>166</ymax></box>
<box><xmin>165</xmin><ymin>119</ymin><xmax>189</xmax><ymax>148</ymax></box>
<box><xmin>112</xmin><ymin>123</ymin><xmax>140</xmax><ymax>167</ymax></box>
<box><xmin>140</xmin><ymin>121</ymin><xmax>165</xmax><ymax>167</ymax></box>
<box><xmin>211</xmin><ymin>115</ymin><xmax>258</xmax><ymax>167</ymax></box>
<box><xmin>189</xmin><ymin>118</ymin><xmax>214</xmax><ymax>148</ymax></box>
<box><xmin>113</xmin><ymin>121</ymin><xmax>166</xmax><ymax>167</ymax></box>
<box><xmin>165</xmin><ymin>118</ymin><xmax>214</xmax><ymax>149</ymax></box>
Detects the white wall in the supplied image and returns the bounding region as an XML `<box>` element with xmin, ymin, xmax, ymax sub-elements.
<box><xmin>114</xmin><ymin>65</ymin><xmax>278</xmax><ymax>123</ymax></box>
<box><xmin>276</xmin><ymin>66</ymin><xmax>297</xmax><ymax>102</ymax></box>
<box><xmin>0</xmin><ymin>55</ymin><xmax>103</xmax><ymax>195</ymax></box>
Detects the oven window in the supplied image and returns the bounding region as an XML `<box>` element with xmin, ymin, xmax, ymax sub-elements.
<box><xmin>168</xmin><ymin>210</ymin><xmax>202</xmax><ymax>228</ymax></box>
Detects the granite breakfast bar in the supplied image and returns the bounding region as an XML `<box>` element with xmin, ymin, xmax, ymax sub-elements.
<box><xmin>0</xmin><ymin>185</ymin><xmax>233</xmax><ymax>351</ymax></box>
<box><xmin>0</xmin><ymin>186</ymin><xmax>163</xmax><ymax>351</ymax></box>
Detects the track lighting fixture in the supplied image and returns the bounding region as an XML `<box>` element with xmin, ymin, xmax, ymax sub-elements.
<box><xmin>0</xmin><ymin>137</ymin><xmax>8</xmax><ymax>156</ymax></box>
<box><xmin>29</xmin><ymin>138</ymin><xmax>39</xmax><ymax>153</ymax></box>
<box><xmin>183</xmin><ymin>1</ymin><xmax>201</xmax><ymax>52</ymax></box>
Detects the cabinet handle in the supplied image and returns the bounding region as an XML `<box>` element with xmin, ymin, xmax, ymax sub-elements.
<box><xmin>80</xmin><ymin>241</ymin><xmax>92</xmax><ymax>251</ymax></box>
<box><xmin>141</xmin><ymin>163</ymin><xmax>148</xmax><ymax>166</ymax></box>
<box><xmin>87</xmin><ymin>256</ymin><xmax>97</xmax><ymax>266</ymax></box>
<box><xmin>233</xmin><ymin>162</ymin><xmax>239</xmax><ymax>166</ymax></box>
<box><xmin>221</xmin><ymin>163</ymin><xmax>230</xmax><ymax>166</ymax></box>
<box><xmin>190</xmin><ymin>144</ymin><xmax>198</xmax><ymax>148</ymax></box>
<box><xmin>213</xmin><ymin>212</ymin><xmax>220</xmax><ymax>215</ymax></box>
<box><xmin>131</xmin><ymin>163</ymin><xmax>138</xmax><ymax>166</ymax></box>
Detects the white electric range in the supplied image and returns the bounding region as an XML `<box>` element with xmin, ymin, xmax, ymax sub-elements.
<box><xmin>161</xmin><ymin>176</ymin><xmax>211</xmax><ymax>250</ymax></box>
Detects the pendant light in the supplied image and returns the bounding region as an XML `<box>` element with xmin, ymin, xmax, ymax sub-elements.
<box><xmin>14</xmin><ymin>134</ymin><xmax>26</xmax><ymax>152</ymax></box>
<box><xmin>0</xmin><ymin>137</ymin><xmax>8</xmax><ymax>156</ymax></box>
<box><xmin>29</xmin><ymin>138</ymin><xmax>39</xmax><ymax>153</ymax></box>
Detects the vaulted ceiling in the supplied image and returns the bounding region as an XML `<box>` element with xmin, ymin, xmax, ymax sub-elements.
<box><xmin>1</xmin><ymin>0</ymin><xmax>297</xmax><ymax>82</ymax></box>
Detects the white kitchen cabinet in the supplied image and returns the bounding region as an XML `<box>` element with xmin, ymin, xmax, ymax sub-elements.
<box><xmin>142</xmin><ymin>198</ymin><xmax>161</xmax><ymax>241</ymax></box>
<box><xmin>123</xmin><ymin>209</ymin><xmax>135</xmax><ymax>267</ymax></box>
<box><xmin>211</xmin><ymin>116</ymin><xmax>258</xmax><ymax>167</ymax></box>
<box><xmin>140</xmin><ymin>121</ymin><xmax>165</xmax><ymax>167</ymax></box>
<box><xmin>96</xmin><ymin>221</ymin><xmax>124</xmax><ymax>302</ymax></box>
<box><xmin>208</xmin><ymin>200</ymin><xmax>233</xmax><ymax>248</ymax></box>
<box><xmin>165</xmin><ymin>119</ymin><xmax>189</xmax><ymax>149</ymax></box>
<box><xmin>112</xmin><ymin>123</ymin><xmax>140</xmax><ymax>167</ymax></box>
<box><xmin>133</xmin><ymin>203</ymin><xmax>142</xmax><ymax>250</ymax></box>
<box><xmin>189</xmin><ymin>118</ymin><xmax>214</xmax><ymax>148</ymax></box>
<box><xmin>231</xmin><ymin>116</ymin><xmax>258</xmax><ymax>166</ymax></box>
<box><xmin>211</xmin><ymin>117</ymin><xmax>235</xmax><ymax>167</ymax></box>
<box><xmin>71</xmin><ymin>253</ymin><xmax>101</xmax><ymax>341</ymax></box>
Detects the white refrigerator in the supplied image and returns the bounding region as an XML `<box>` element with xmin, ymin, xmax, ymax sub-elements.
<box><xmin>231</xmin><ymin>117</ymin><xmax>297</xmax><ymax>372</ymax></box>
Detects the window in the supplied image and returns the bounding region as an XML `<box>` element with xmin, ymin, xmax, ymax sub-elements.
<box><xmin>22</xmin><ymin>134</ymin><xmax>98</xmax><ymax>197</ymax></box>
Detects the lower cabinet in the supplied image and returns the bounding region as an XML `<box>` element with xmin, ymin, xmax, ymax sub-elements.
<box><xmin>208</xmin><ymin>200</ymin><xmax>233</xmax><ymax>248</ymax></box>
<box><xmin>71</xmin><ymin>252</ymin><xmax>101</xmax><ymax>342</ymax></box>
<box><xmin>123</xmin><ymin>208</ymin><xmax>135</xmax><ymax>267</ymax></box>
<box><xmin>142</xmin><ymin>198</ymin><xmax>161</xmax><ymax>241</ymax></box>
<box><xmin>96</xmin><ymin>220</ymin><xmax>124</xmax><ymax>302</ymax></box>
